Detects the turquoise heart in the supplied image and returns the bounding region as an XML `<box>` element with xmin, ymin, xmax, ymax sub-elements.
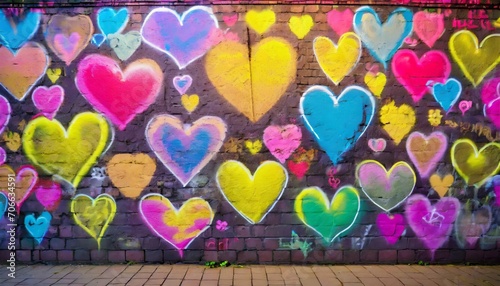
<box><xmin>24</xmin><ymin>211</ymin><xmax>52</xmax><ymax>244</ymax></box>
<box><xmin>97</xmin><ymin>7</ymin><xmax>129</xmax><ymax>36</ymax></box>
<box><xmin>432</xmin><ymin>78</ymin><xmax>462</xmax><ymax>112</ymax></box>
<box><xmin>108</xmin><ymin>31</ymin><xmax>142</xmax><ymax>61</ymax></box>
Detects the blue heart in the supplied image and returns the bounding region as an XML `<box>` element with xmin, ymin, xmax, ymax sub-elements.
<box><xmin>91</xmin><ymin>33</ymin><xmax>106</xmax><ymax>47</ymax></box>
<box><xmin>300</xmin><ymin>86</ymin><xmax>375</xmax><ymax>165</ymax></box>
<box><xmin>0</xmin><ymin>192</ymin><xmax>7</xmax><ymax>219</ymax></box>
<box><xmin>97</xmin><ymin>7</ymin><xmax>129</xmax><ymax>36</ymax></box>
<box><xmin>25</xmin><ymin>211</ymin><xmax>51</xmax><ymax>245</ymax></box>
<box><xmin>353</xmin><ymin>6</ymin><xmax>413</xmax><ymax>68</ymax></box>
<box><xmin>432</xmin><ymin>78</ymin><xmax>462</xmax><ymax>112</ymax></box>
<box><xmin>0</xmin><ymin>10</ymin><xmax>41</xmax><ymax>52</ymax></box>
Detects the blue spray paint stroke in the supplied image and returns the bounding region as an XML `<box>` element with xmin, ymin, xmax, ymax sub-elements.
<box><xmin>25</xmin><ymin>211</ymin><xmax>52</xmax><ymax>245</ymax></box>
<box><xmin>0</xmin><ymin>10</ymin><xmax>41</xmax><ymax>52</ymax></box>
<box><xmin>97</xmin><ymin>7</ymin><xmax>129</xmax><ymax>36</ymax></box>
<box><xmin>0</xmin><ymin>193</ymin><xmax>7</xmax><ymax>219</ymax></box>
<box><xmin>432</xmin><ymin>78</ymin><xmax>462</xmax><ymax>113</ymax></box>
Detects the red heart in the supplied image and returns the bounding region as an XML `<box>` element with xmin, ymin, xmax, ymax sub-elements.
<box><xmin>287</xmin><ymin>160</ymin><xmax>309</xmax><ymax>180</ymax></box>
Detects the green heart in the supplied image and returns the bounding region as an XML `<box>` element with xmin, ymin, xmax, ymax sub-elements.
<box><xmin>295</xmin><ymin>186</ymin><xmax>360</xmax><ymax>242</ymax></box>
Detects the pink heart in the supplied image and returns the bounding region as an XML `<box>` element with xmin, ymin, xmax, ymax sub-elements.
<box><xmin>327</xmin><ymin>9</ymin><xmax>353</xmax><ymax>36</ymax></box>
<box><xmin>376</xmin><ymin>213</ymin><xmax>405</xmax><ymax>245</ymax></box>
<box><xmin>480</xmin><ymin>77</ymin><xmax>500</xmax><ymax>105</ymax></box>
<box><xmin>328</xmin><ymin>177</ymin><xmax>340</xmax><ymax>189</ymax></box>
<box><xmin>35</xmin><ymin>179</ymin><xmax>63</xmax><ymax>212</ymax></box>
<box><xmin>368</xmin><ymin>138</ymin><xmax>386</xmax><ymax>152</ymax></box>
<box><xmin>172</xmin><ymin>75</ymin><xmax>193</xmax><ymax>95</ymax></box>
<box><xmin>263</xmin><ymin>124</ymin><xmax>302</xmax><ymax>164</ymax></box>
<box><xmin>32</xmin><ymin>85</ymin><xmax>64</xmax><ymax>119</ymax></box>
<box><xmin>365</xmin><ymin>63</ymin><xmax>379</xmax><ymax>74</ymax></box>
<box><xmin>455</xmin><ymin>206</ymin><xmax>492</xmax><ymax>248</ymax></box>
<box><xmin>53</xmin><ymin>32</ymin><xmax>81</xmax><ymax>65</ymax></box>
<box><xmin>0</xmin><ymin>165</ymin><xmax>39</xmax><ymax>213</ymax></box>
<box><xmin>406</xmin><ymin>131</ymin><xmax>447</xmax><ymax>179</ymax></box>
<box><xmin>413</xmin><ymin>11</ymin><xmax>445</xmax><ymax>48</ymax></box>
<box><xmin>459</xmin><ymin>100</ymin><xmax>472</xmax><ymax>115</ymax></box>
<box><xmin>405</xmin><ymin>194</ymin><xmax>460</xmax><ymax>257</ymax></box>
<box><xmin>0</xmin><ymin>95</ymin><xmax>11</xmax><ymax>135</ymax></box>
<box><xmin>392</xmin><ymin>50</ymin><xmax>451</xmax><ymax>102</ymax></box>
<box><xmin>223</xmin><ymin>14</ymin><xmax>238</xmax><ymax>27</ymax></box>
<box><xmin>287</xmin><ymin>160</ymin><xmax>309</xmax><ymax>180</ymax></box>
<box><xmin>0</xmin><ymin>147</ymin><xmax>6</xmax><ymax>165</ymax></box>
<box><xmin>485</xmin><ymin>98</ymin><xmax>500</xmax><ymax>128</ymax></box>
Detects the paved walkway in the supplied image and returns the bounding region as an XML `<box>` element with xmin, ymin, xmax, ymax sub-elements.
<box><xmin>0</xmin><ymin>264</ymin><xmax>499</xmax><ymax>285</ymax></box>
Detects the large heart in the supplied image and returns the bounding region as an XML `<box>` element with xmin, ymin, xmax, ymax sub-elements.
<box><xmin>0</xmin><ymin>165</ymin><xmax>38</xmax><ymax>212</ymax></box>
<box><xmin>139</xmin><ymin>194</ymin><xmax>213</xmax><ymax>254</ymax></box>
<box><xmin>413</xmin><ymin>11</ymin><xmax>444</xmax><ymax>48</ymax></box>
<box><xmin>451</xmin><ymin>139</ymin><xmax>500</xmax><ymax>187</ymax></box>
<box><xmin>405</xmin><ymin>194</ymin><xmax>460</xmax><ymax>256</ymax></box>
<box><xmin>32</xmin><ymin>85</ymin><xmax>64</xmax><ymax>120</ymax></box>
<box><xmin>392</xmin><ymin>50</ymin><xmax>451</xmax><ymax>102</ymax></box>
<box><xmin>300</xmin><ymin>85</ymin><xmax>375</xmax><ymax>165</ymax></box>
<box><xmin>0</xmin><ymin>42</ymin><xmax>48</xmax><ymax>101</ymax></box>
<box><xmin>146</xmin><ymin>114</ymin><xmax>227</xmax><ymax>187</ymax></box>
<box><xmin>449</xmin><ymin>30</ymin><xmax>500</xmax><ymax>87</ymax></box>
<box><xmin>455</xmin><ymin>206</ymin><xmax>492</xmax><ymax>248</ymax></box>
<box><xmin>44</xmin><ymin>14</ymin><xmax>94</xmax><ymax>65</ymax></box>
<box><xmin>313</xmin><ymin>33</ymin><xmax>361</xmax><ymax>85</ymax></box>
<box><xmin>379</xmin><ymin>100</ymin><xmax>416</xmax><ymax>145</ymax></box>
<box><xmin>76</xmin><ymin>54</ymin><xmax>163</xmax><ymax>130</ymax></box>
<box><xmin>216</xmin><ymin>160</ymin><xmax>288</xmax><ymax>224</ymax></box>
<box><xmin>481</xmin><ymin>77</ymin><xmax>500</xmax><ymax>128</ymax></box>
<box><xmin>432</xmin><ymin>78</ymin><xmax>462</xmax><ymax>113</ymax></box>
<box><xmin>376</xmin><ymin>213</ymin><xmax>405</xmax><ymax>245</ymax></box>
<box><xmin>34</xmin><ymin>179</ymin><xmax>63</xmax><ymax>212</ymax></box>
<box><xmin>71</xmin><ymin>194</ymin><xmax>116</xmax><ymax>249</ymax></box>
<box><xmin>141</xmin><ymin>6</ymin><xmax>219</xmax><ymax>69</ymax></box>
<box><xmin>97</xmin><ymin>7</ymin><xmax>129</xmax><ymax>36</ymax></box>
<box><xmin>108</xmin><ymin>31</ymin><xmax>142</xmax><ymax>61</ymax></box>
<box><xmin>406</xmin><ymin>131</ymin><xmax>448</xmax><ymax>179</ymax></box>
<box><xmin>205</xmin><ymin>37</ymin><xmax>296</xmax><ymax>122</ymax></box>
<box><xmin>0</xmin><ymin>10</ymin><xmax>40</xmax><ymax>51</ymax></box>
<box><xmin>295</xmin><ymin>186</ymin><xmax>360</xmax><ymax>242</ymax></box>
<box><xmin>22</xmin><ymin>112</ymin><xmax>111</xmax><ymax>188</ymax></box>
<box><xmin>353</xmin><ymin>6</ymin><xmax>413</xmax><ymax>68</ymax></box>
<box><xmin>263</xmin><ymin>124</ymin><xmax>302</xmax><ymax>164</ymax></box>
<box><xmin>0</xmin><ymin>95</ymin><xmax>11</xmax><ymax>135</ymax></box>
<box><xmin>24</xmin><ymin>211</ymin><xmax>51</xmax><ymax>244</ymax></box>
<box><xmin>107</xmin><ymin>153</ymin><xmax>156</xmax><ymax>199</ymax></box>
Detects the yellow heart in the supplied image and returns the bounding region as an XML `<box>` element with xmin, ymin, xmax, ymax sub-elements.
<box><xmin>245</xmin><ymin>9</ymin><xmax>276</xmax><ymax>34</ymax></box>
<box><xmin>449</xmin><ymin>30</ymin><xmax>500</xmax><ymax>87</ymax></box>
<box><xmin>2</xmin><ymin>131</ymin><xmax>21</xmax><ymax>152</ymax></box>
<box><xmin>181</xmin><ymin>94</ymin><xmax>199</xmax><ymax>113</ymax></box>
<box><xmin>313</xmin><ymin>33</ymin><xmax>361</xmax><ymax>85</ymax></box>
<box><xmin>107</xmin><ymin>153</ymin><xmax>156</xmax><ymax>199</ymax></box>
<box><xmin>429</xmin><ymin>173</ymin><xmax>454</xmax><ymax>198</ymax></box>
<box><xmin>380</xmin><ymin>100</ymin><xmax>416</xmax><ymax>145</ymax></box>
<box><xmin>245</xmin><ymin>139</ymin><xmax>262</xmax><ymax>155</ymax></box>
<box><xmin>288</xmin><ymin>15</ymin><xmax>314</xmax><ymax>39</ymax></box>
<box><xmin>216</xmin><ymin>160</ymin><xmax>288</xmax><ymax>224</ymax></box>
<box><xmin>22</xmin><ymin>112</ymin><xmax>111</xmax><ymax>187</ymax></box>
<box><xmin>71</xmin><ymin>194</ymin><xmax>116</xmax><ymax>249</ymax></box>
<box><xmin>364</xmin><ymin>71</ymin><xmax>387</xmax><ymax>98</ymax></box>
<box><xmin>205</xmin><ymin>37</ymin><xmax>296</xmax><ymax>122</ymax></box>
<box><xmin>47</xmin><ymin>68</ymin><xmax>62</xmax><ymax>84</ymax></box>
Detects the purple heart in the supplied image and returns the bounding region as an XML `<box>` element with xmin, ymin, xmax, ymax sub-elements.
<box><xmin>376</xmin><ymin>213</ymin><xmax>405</xmax><ymax>245</ymax></box>
<box><xmin>405</xmin><ymin>194</ymin><xmax>460</xmax><ymax>257</ymax></box>
<box><xmin>0</xmin><ymin>95</ymin><xmax>11</xmax><ymax>134</ymax></box>
<box><xmin>454</xmin><ymin>206</ymin><xmax>492</xmax><ymax>248</ymax></box>
<box><xmin>141</xmin><ymin>7</ymin><xmax>219</xmax><ymax>69</ymax></box>
<box><xmin>173</xmin><ymin>75</ymin><xmax>193</xmax><ymax>95</ymax></box>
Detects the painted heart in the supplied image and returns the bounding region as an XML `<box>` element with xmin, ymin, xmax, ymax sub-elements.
<box><xmin>25</xmin><ymin>211</ymin><xmax>51</xmax><ymax>244</ymax></box>
<box><xmin>379</xmin><ymin>100</ymin><xmax>416</xmax><ymax>145</ymax></box>
<box><xmin>287</xmin><ymin>160</ymin><xmax>309</xmax><ymax>180</ymax></box>
<box><xmin>216</xmin><ymin>160</ymin><xmax>288</xmax><ymax>224</ymax></box>
<box><xmin>356</xmin><ymin>160</ymin><xmax>416</xmax><ymax>212</ymax></box>
<box><xmin>492</xmin><ymin>175</ymin><xmax>500</xmax><ymax>207</ymax></box>
<box><xmin>173</xmin><ymin>75</ymin><xmax>193</xmax><ymax>95</ymax></box>
<box><xmin>313</xmin><ymin>33</ymin><xmax>361</xmax><ymax>85</ymax></box>
<box><xmin>0</xmin><ymin>165</ymin><xmax>38</xmax><ymax>212</ymax></box>
<box><xmin>107</xmin><ymin>153</ymin><xmax>156</xmax><ymax>199</ymax></box>
<box><xmin>34</xmin><ymin>179</ymin><xmax>63</xmax><ymax>212</ymax></box>
<box><xmin>22</xmin><ymin>112</ymin><xmax>111</xmax><ymax>188</ymax></box>
<box><xmin>223</xmin><ymin>14</ymin><xmax>238</xmax><ymax>27</ymax></box>
<box><xmin>46</xmin><ymin>68</ymin><xmax>62</xmax><ymax>84</ymax></box>
<box><xmin>71</xmin><ymin>194</ymin><xmax>116</xmax><ymax>249</ymax></box>
<box><xmin>181</xmin><ymin>94</ymin><xmax>199</xmax><ymax>113</ymax></box>
<box><xmin>0</xmin><ymin>95</ymin><xmax>11</xmax><ymax>135</ymax></box>
<box><xmin>146</xmin><ymin>114</ymin><xmax>227</xmax><ymax>187</ymax></box>
<box><xmin>451</xmin><ymin>139</ymin><xmax>500</xmax><ymax>187</ymax></box>
<box><xmin>245</xmin><ymin>140</ymin><xmax>262</xmax><ymax>155</ymax></box>
<box><xmin>455</xmin><ymin>206</ymin><xmax>492</xmax><ymax>248</ymax></box>
<box><xmin>141</xmin><ymin>6</ymin><xmax>219</xmax><ymax>69</ymax></box>
<box><xmin>139</xmin><ymin>194</ymin><xmax>213</xmax><ymax>254</ymax></box>
<box><xmin>432</xmin><ymin>78</ymin><xmax>462</xmax><ymax>113</ymax></box>
<box><xmin>481</xmin><ymin>77</ymin><xmax>500</xmax><ymax>105</ymax></box>
<box><xmin>368</xmin><ymin>138</ymin><xmax>386</xmax><ymax>152</ymax></box>
<box><xmin>91</xmin><ymin>33</ymin><xmax>106</xmax><ymax>47</ymax></box>
<box><xmin>364</xmin><ymin>71</ymin><xmax>386</xmax><ymax>98</ymax></box>
<box><xmin>245</xmin><ymin>9</ymin><xmax>276</xmax><ymax>34</ymax></box>
<box><xmin>376</xmin><ymin>213</ymin><xmax>405</xmax><ymax>245</ymax></box>
<box><xmin>45</xmin><ymin>15</ymin><xmax>94</xmax><ymax>66</ymax></box>
<box><xmin>263</xmin><ymin>124</ymin><xmax>302</xmax><ymax>164</ymax></box>
<box><xmin>300</xmin><ymin>85</ymin><xmax>375</xmax><ymax>165</ymax></box>
<box><xmin>406</xmin><ymin>131</ymin><xmax>448</xmax><ymax>179</ymax></box>
<box><xmin>449</xmin><ymin>30</ymin><xmax>500</xmax><ymax>87</ymax></box>
<box><xmin>413</xmin><ymin>11</ymin><xmax>445</xmax><ymax>48</ymax></box>
<box><xmin>0</xmin><ymin>10</ymin><xmax>41</xmax><ymax>51</ymax></box>
<box><xmin>429</xmin><ymin>173</ymin><xmax>454</xmax><ymax>198</ymax></box>
<box><xmin>32</xmin><ymin>85</ymin><xmax>64</xmax><ymax>119</ymax></box>
<box><xmin>295</xmin><ymin>186</ymin><xmax>360</xmax><ymax>242</ymax></box>
<box><xmin>405</xmin><ymin>194</ymin><xmax>460</xmax><ymax>256</ymax></box>
<box><xmin>205</xmin><ymin>37</ymin><xmax>296</xmax><ymax>122</ymax></box>
<box><xmin>97</xmin><ymin>7</ymin><xmax>129</xmax><ymax>36</ymax></box>
<box><xmin>0</xmin><ymin>192</ymin><xmax>6</xmax><ymax>218</ymax></box>
<box><xmin>108</xmin><ymin>31</ymin><xmax>142</xmax><ymax>61</ymax></box>
<box><xmin>459</xmin><ymin>100</ymin><xmax>472</xmax><ymax>116</ymax></box>
<box><xmin>0</xmin><ymin>42</ymin><xmax>48</xmax><ymax>101</ymax></box>
<box><xmin>327</xmin><ymin>9</ymin><xmax>353</xmax><ymax>36</ymax></box>
<box><xmin>486</xmin><ymin>99</ymin><xmax>500</xmax><ymax>129</ymax></box>
<box><xmin>353</xmin><ymin>6</ymin><xmax>413</xmax><ymax>68</ymax></box>
<box><xmin>392</xmin><ymin>50</ymin><xmax>451</xmax><ymax>102</ymax></box>
<box><xmin>288</xmin><ymin>15</ymin><xmax>313</xmax><ymax>39</ymax></box>
<box><xmin>0</xmin><ymin>147</ymin><xmax>5</xmax><ymax>165</ymax></box>
<box><xmin>76</xmin><ymin>54</ymin><xmax>163</xmax><ymax>130</ymax></box>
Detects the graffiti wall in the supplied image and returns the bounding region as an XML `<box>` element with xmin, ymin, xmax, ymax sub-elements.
<box><xmin>0</xmin><ymin>0</ymin><xmax>499</xmax><ymax>264</ymax></box>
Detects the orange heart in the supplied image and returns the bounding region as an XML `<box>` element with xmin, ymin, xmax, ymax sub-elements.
<box><xmin>429</xmin><ymin>173</ymin><xmax>454</xmax><ymax>197</ymax></box>
<box><xmin>107</xmin><ymin>153</ymin><xmax>156</xmax><ymax>199</ymax></box>
<box><xmin>0</xmin><ymin>165</ymin><xmax>38</xmax><ymax>211</ymax></box>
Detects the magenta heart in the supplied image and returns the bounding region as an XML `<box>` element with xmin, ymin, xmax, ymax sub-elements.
<box><xmin>455</xmin><ymin>206</ymin><xmax>492</xmax><ymax>248</ymax></box>
<box><xmin>223</xmin><ymin>14</ymin><xmax>238</xmax><ymax>27</ymax></box>
<box><xmin>263</xmin><ymin>124</ymin><xmax>302</xmax><ymax>164</ymax></box>
<box><xmin>0</xmin><ymin>147</ymin><xmax>6</xmax><ymax>165</ymax></box>
<box><xmin>481</xmin><ymin>77</ymin><xmax>500</xmax><ymax>105</ymax></box>
<box><xmin>172</xmin><ymin>75</ymin><xmax>193</xmax><ymax>95</ymax></box>
<box><xmin>392</xmin><ymin>49</ymin><xmax>451</xmax><ymax>102</ymax></box>
<box><xmin>0</xmin><ymin>95</ymin><xmax>11</xmax><ymax>134</ymax></box>
<box><xmin>328</xmin><ymin>177</ymin><xmax>340</xmax><ymax>189</ymax></box>
<box><xmin>32</xmin><ymin>85</ymin><xmax>64</xmax><ymax>119</ymax></box>
<box><xmin>376</xmin><ymin>213</ymin><xmax>405</xmax><ymax>244</ymax></box>
<box><xmin>368</xmin><ymin>138</ymin><xmax>386</xmax><ymax>152</ymax></box>
<box><xmin>35</xmin><ymin>179</ymin><xmax>63</xmax><ymax>212</ymax></box>
<box><xmin>405</xmin><ymin>194</ymin><xmax>460</xmax><ymax>256</ymax></box>
<box><xmin>485</xmin><ymin>98</ymin><xmax>500</xmax><ymax>128</ymax></box>
<box><xmin>327</xmin><ymin>9</ymin><xmax>353</xmax><ymax>36</ymax></box>
<box><xmin>413</xmin><ymin>11</ymin><xmax>444</xmax><ymax>48</ymax></box>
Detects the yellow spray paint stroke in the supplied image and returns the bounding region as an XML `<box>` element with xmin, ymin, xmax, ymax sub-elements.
<box><xmin>364</xmin><ymin>71</ymin><xmax>386</xmax><ymax>98</ymax></box>
<box><xmin>449</xmin><ymin>30</ymin><xmax>500</xmax><ymax>87</ymax></box>
<box><xmin>107</xmin><ymin>153</ymin><xmax>156</xmax><ymax>199</ymax></box>
<box><xmin>379</xmin><ymin>100</ymin><xmax>416</xmax><ymax>145</ymax></box>
<box><xmin>451</xmin><ymin>139</ymin><xmax>500</xmax><ymax>187</ymax></box>
<box><xmin>205</xmin><ymin>37</ymin><xmax>296</xmax><ymax>122</ymax></box>
<box><xmin>180</xmin><ymin>94</ymin><xmax>199</xmax><ymax>113</ymax></box>
<box><xmin>245</xmin><ymin>9</ymin><xmax>276</xmax><ymax>35</ymax></box>
<box><xmin>245</xmin><ymin>139</ymin><xmax>262</xmax><ymax>155</ymax></box>
<box><xmin>71</xmin><ymin>194</ymin><xmax>116</xmax><ymax>249</ymax></box>
<box><xmin>288</xmin><ymin>15</ymin><xmax>314</xmax><ymax>39</ymax></box>
<box><xmin>22</xmin><ymin>112</ymin><xmax>111</xmax><ymax>188</ymax></box>
<box><xmin>429</xmin><ymin>173</ymin><xmax>454</xmax><ymax>198</ymax></box>
<box><xmin>216</xmin><ymin>160</ymin><xmax>288</xmax><ymax>224</ymax></box>
<box><xmin>46</xmin><ymin>68</ymin><xmax>62</xmax><ymax>83</ymax></box>
<box><xmin>313</xmin><ymin>33</ymin><xmax>361</xmax><ymax>85</ymax></box>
